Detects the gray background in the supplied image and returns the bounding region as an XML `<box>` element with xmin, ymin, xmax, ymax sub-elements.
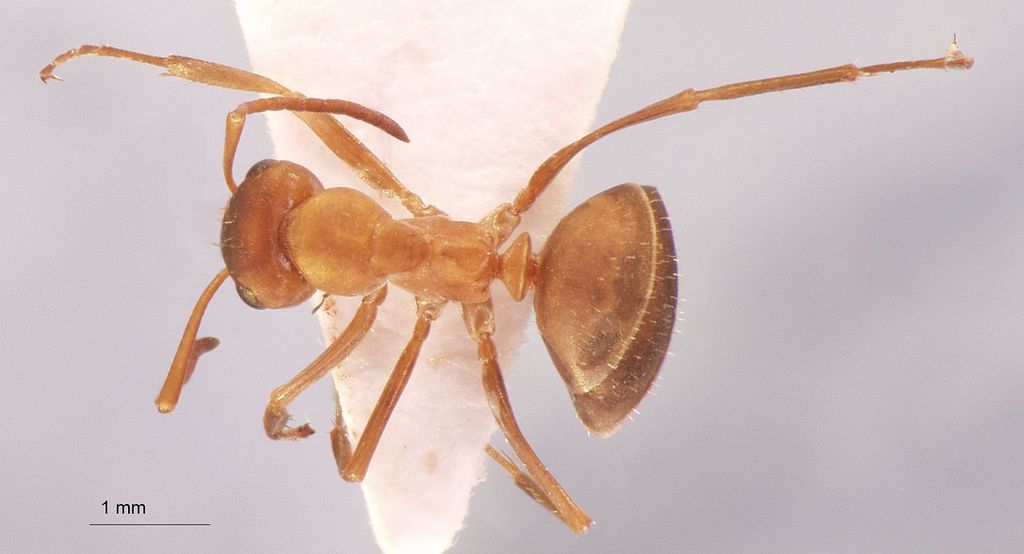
<box><xmin>3</xmin><ymin>1</ymin><xmax>1021</xmax><ymax>552</ymax></box>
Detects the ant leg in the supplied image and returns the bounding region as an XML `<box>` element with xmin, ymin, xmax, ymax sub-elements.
<box><xmin>156</xmin><ymin>268</ymin><xmax>229</xmax><ymax>413</ymax></box>
<box><xmin>339</xmin><ymin>298</ymin><xmax>444</xmax><ymax>482</ymax></box>
<box><xmin>264</xmin><ymin>286</ymin><xmax>387</xmax><ymax>440</ymax></box>
<box><xmin>463</xmin><ymin>300</ymin><xmax>592</xmax><ymax>533</ymax></box>
<box><xmin>40</xmin><ymin>44</ymin><xmax>288</xmax><ymax>92</ymax></box>
<box><xmin>223</xmin><ymin>96</ymin><xmax>410</xmax><ymax>192</ymax></box>
<box><xmin>39</xmin><ymin>45</ymin><xmax>438</xmax><ymax>217</ymax></box>
<box><xmin>330</xmin><ymin>386</ymin><xmax>355</xmax><ymax>476</ymax></box>
<box><xmin>180</xmin><ymin>338</ymin><xmax>221</xmax><ymax>386</ymax></box>
<box><xmin>506</xmin><ymin>40</ymin><xmax>973</xmax><ymax>221</ymax></box>
<box><xmin>485</xmin><ymin>445</ymin><xmax>559</xmax><ymax>516</ymax></box>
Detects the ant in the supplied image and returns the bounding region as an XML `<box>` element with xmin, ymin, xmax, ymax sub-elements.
<box><xmin>40</xmin><ymin>41</ymin><xmax>972</xmax><ymax>533</ymax></box>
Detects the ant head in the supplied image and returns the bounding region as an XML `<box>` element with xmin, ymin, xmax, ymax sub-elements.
<box><xmin>221</xmin><ymin>160</ymin><xmax>323</xmax><ymax>309</ymax></box>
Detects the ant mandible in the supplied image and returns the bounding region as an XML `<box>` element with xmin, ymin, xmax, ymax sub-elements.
<box><xmin>40</xmin><ymin>41</ymin><xmax>972</xmax><ymax>533</ymax></box>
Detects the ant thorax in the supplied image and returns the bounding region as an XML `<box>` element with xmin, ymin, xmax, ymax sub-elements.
<box><xmin>386</xmin><ymin>217</ymin><xmax>500</xmax><ymax>304</ymax></box>
<box><xmin>280</xmin><ymin>184</ymin><xmax>503</xmax><ymax>304</ymax></box>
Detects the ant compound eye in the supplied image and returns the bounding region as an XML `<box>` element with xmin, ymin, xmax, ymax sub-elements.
<box><xmin>221</xmin><ymin>160</ymin><xmax>324</xmax><ymax>309</ymax></box>
<box><xmin>235</xmin><ymin>282</ymin><xmax>266</xmax><ymax>310</ymax></box>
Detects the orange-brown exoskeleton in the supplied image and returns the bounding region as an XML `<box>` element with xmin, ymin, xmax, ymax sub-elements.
<box><xmin>40</xmin><ymin>41</ymin><xmax>972</xmax><ymax>532</ymax></box>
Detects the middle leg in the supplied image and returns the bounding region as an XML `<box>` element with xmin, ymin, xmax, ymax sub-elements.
<box><xmin>334</xmin><ymin>298</ymin><xmax>446</xmax><ymax>482</ymax></box>
<box><xmin>40</xmin><ymin>45</ymin><xmax>439</xmax><ymax>217</ymax></box>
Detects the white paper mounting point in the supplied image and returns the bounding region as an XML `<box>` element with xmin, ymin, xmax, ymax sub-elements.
<box><xmin>236</xmin><ymin>2</ymin><xmax>630</xmax><ymax>552</ymax></box>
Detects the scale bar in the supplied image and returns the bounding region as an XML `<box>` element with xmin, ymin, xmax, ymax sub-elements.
<box><xmin>89</xmin><ymin>523</ymin><xmax>211</xmax><ymax>526</ymax></box>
